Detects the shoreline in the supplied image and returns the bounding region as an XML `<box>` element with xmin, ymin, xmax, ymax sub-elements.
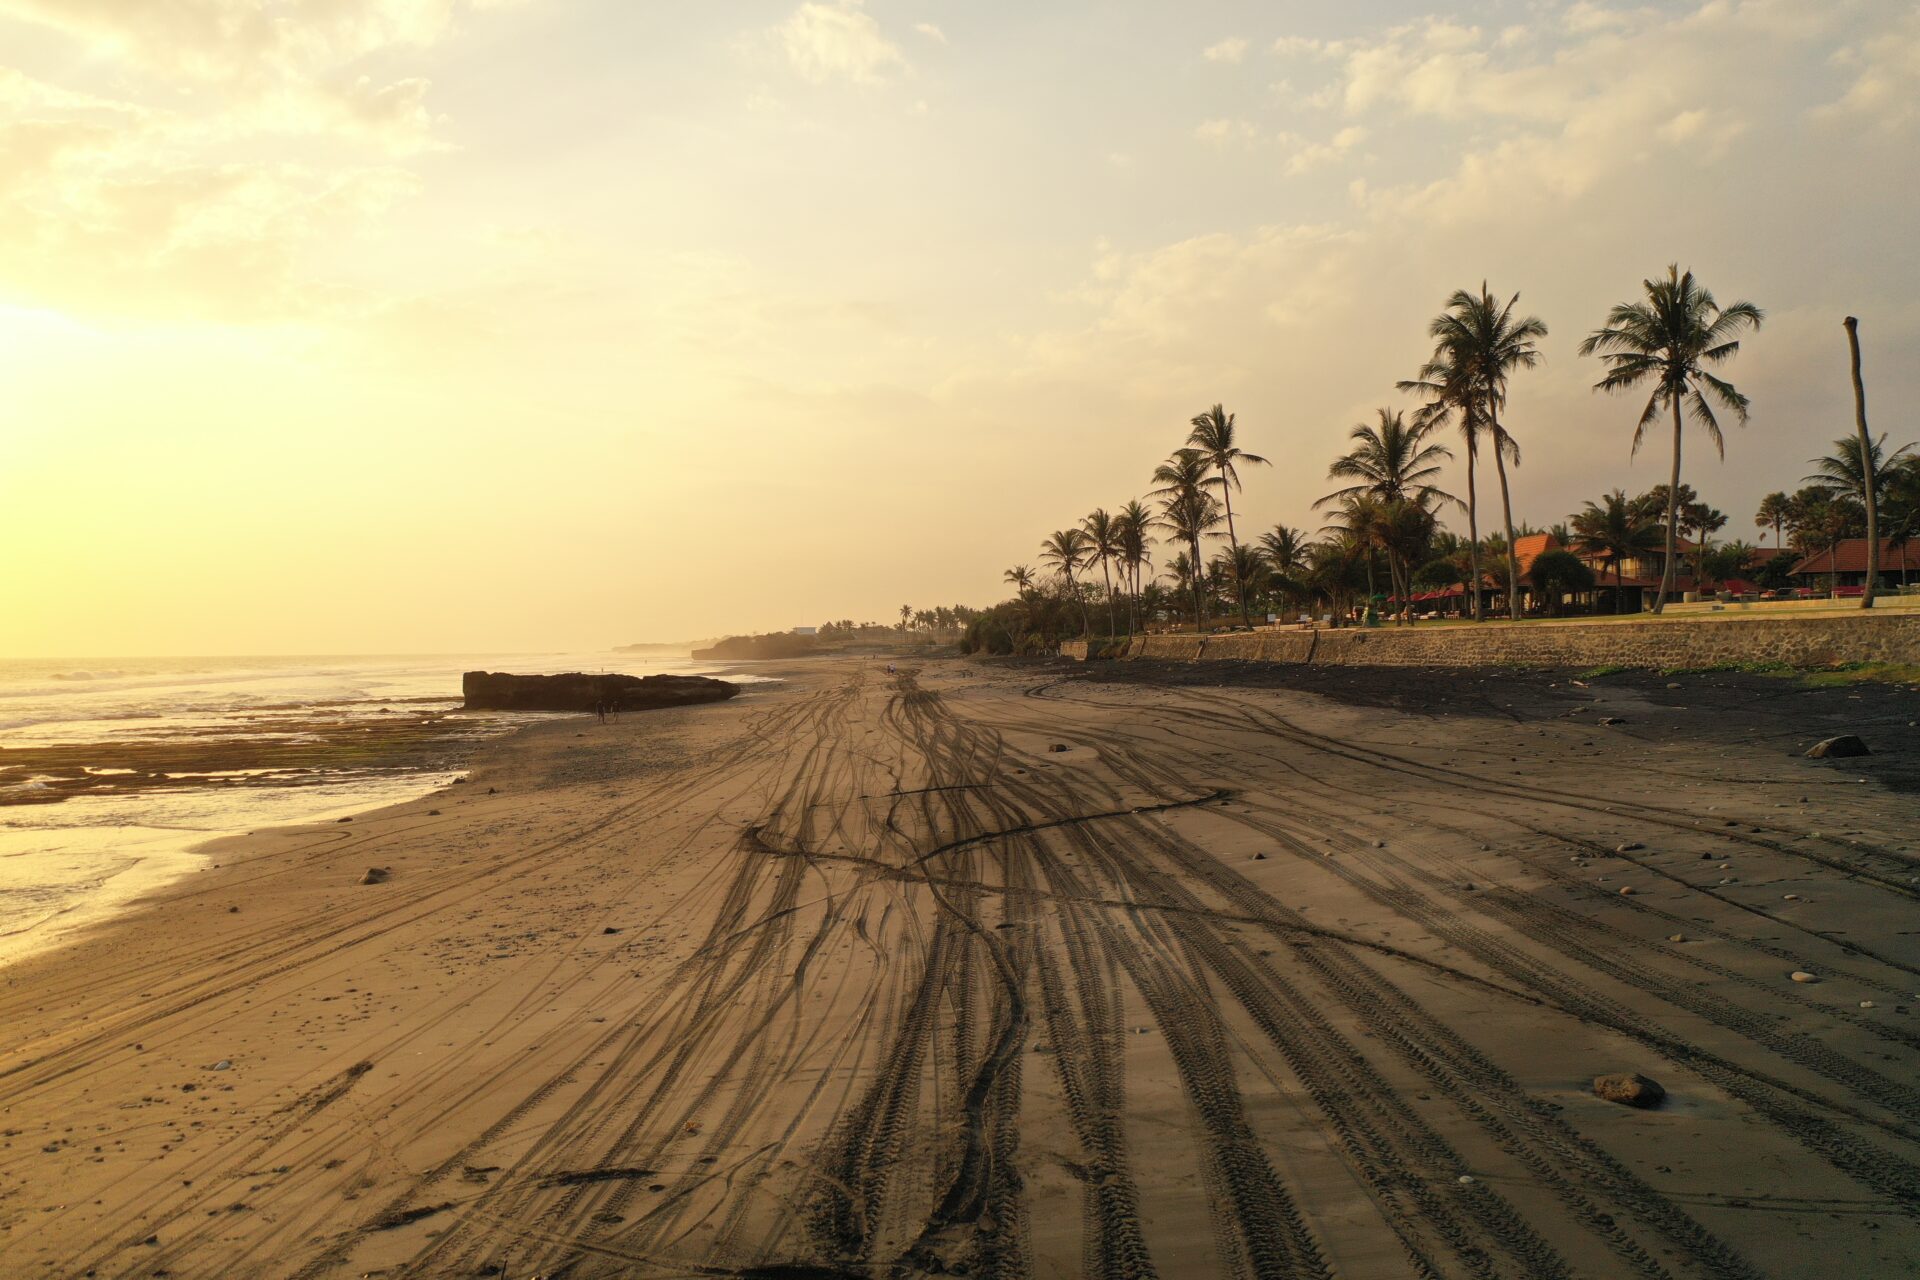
<box><xmin>5</xmin><ymin>656</ymin><xmax>1917</xmax><ymax>1277</ymax></box>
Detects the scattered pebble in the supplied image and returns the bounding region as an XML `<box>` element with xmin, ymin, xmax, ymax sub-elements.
<box><xmin>1618</xmin><ymin>886</ymin><xmax>1636</xmax><ymax>896</ymax></box>
<box><xmin>1457</xmin><ymin>1175</ymin><xmax>1476</xmax><ymax>1185</ymax></box>
<box><xmin>1861</xmin><ymin>1001</ymin><xmax>1877</xmax><ymax>1010</ymax></box>
<box><xmin>1790</xmin><ymin>971</ymin><xmax>1819</xmax><ymax>984</ymax></box>
<box><xmin>1668</xmin><ymin>934</ymin><xmax>1686</xmax><ymax>943</ymax></box>
<box><xmin>1616</xmin><ymin>842</ymin><xmax>1644</xmax><ymax>853</ymax></box>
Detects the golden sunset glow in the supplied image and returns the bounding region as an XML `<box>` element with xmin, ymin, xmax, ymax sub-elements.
<box><xmin>3</xmin><ymin>1</ymin><xmax>1917</xmax><ymax>654</ymax></box>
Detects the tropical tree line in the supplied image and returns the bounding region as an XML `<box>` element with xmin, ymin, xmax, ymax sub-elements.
<box><xmin>954</xmin><ymin>267</ymin><xmax>1920</xmax><ymax>652</ymax></box>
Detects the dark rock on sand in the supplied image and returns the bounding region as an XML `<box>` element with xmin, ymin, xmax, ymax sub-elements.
<box><xmin>462</xmin><ymin>671</ymin><xmax>738</xmax><ymax>714</ymax></box>
<box><xmin>360</xmin><ymin>867</ymin><xmax>390</xmax><ymax>885</ymax></box>
<box><xmin>1806</xmin><ymin>735</ymin><xmax>1870</xmax><ymax>759</ymax></box>
<box><xmin>1592</xmin><ymin>1073</ymin><xmax>1665</xmax><ymax>1108</ymax></box>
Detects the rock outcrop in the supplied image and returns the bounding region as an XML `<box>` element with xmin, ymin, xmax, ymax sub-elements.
<box><xmin>690</xmin><ymin>633</ymin><xmax>816</xmax><ymax>661</ymax></box>
<box><xmin>462</xmin><ymin>671</ymin><xmax>739</xmax><ymax>713</ymax></box>
<box><xmin>1591</xmin><ymin>1073</ymin><xmax>1665</xmax><ymax>1108</ymax></box>
<box><xmin>1805</xmin><ymin>735</ymin><xmax>1870</xmax><ymax>758</ymax></box>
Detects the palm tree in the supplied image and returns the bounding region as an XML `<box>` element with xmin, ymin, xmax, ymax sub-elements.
<box><xmin>1844</xmin><ymin>317</ymin><xmax>1879</xmax><ymax>607</ymax></box>
<box><xmin>1113</xmin><ymin>499</ymin><xmax>1155</xmax><ymax>634</ymax></box>
<box><xmin>1259</xmin><ymin>524</ymin><xmax>1308</xmax><ymax>578</ymax></box>
<box><xmin>1570</xmin><ymin>489</ymin><xmax>1663</xmax><ymax>612</ymax></box>
<box><xmin>1150</xmin><ymin>450</ymin><xmax>1223</xmax><ymax>631</ymax></box>
<box><xmin>1413</xmin><ymin>283</ymin><xmax>1547</xmax><ymax>621</ymax></box>
<box><xmin>1082</xmin><ymin>508</ymin><xmax>1122</xmax><ymax>637</ymax></box>
<box><xmin>1214</xmin><ymin>544</ymin><xmax>1271</xmax><ymax>623</ymax></box>
<box><xmin>1187</xmin><ymin>405</ymin><xmax>1269</xmax><ymax>627</ymax></box>
<box><xmin>1579</xmin><ymin>266</ymin><xmax>1763</xmax><ymax>613</ymax></box>
<box><xmin>1039</xmin><ymin>528</ymin><xmax>1092</xmax><ymax>636</ymax></box>
<box><xmin>1320</xmin><ymin>408</ymin><xmax>1456</xmax><ymax>509</ymax></box>
<box><xmin>899</xmin><ymin>604</ymin><xmax>911</xmax><ymax>633</ymax></box>
<box><xmin>1805</xmin><ymin>433</ymin><xmax>1915</xmax><ymax>512</ymax></box>
<box><xmin>1003</xmin><ymin>565</ymin><xmax>1035</xmax><ymax>598</ymax></box>
<box><xmin>1755</xmin><ymin>491</ymin><xmax>1791</xmax><ymax>551</ymax></box>
<box><xmin>1400</xmin><ymin>327</ymin><xmax>1486</xmax><ymax>620</ymax></box>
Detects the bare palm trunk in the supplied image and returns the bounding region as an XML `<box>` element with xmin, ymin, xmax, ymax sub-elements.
<box><xmin>1191</xmin><ymin>536</ymin><xmax>1206</xmax><ymax>632</ymax></box>
<box><xmin>1845</xmin><ymin>317</ymin><xmax>1878</xmax><ymax>608</ymax></box>
<box><xmin>1218</xmin><ymin>481</ymin><xmax>1252</xmax><ymax>628</ymax></box>
<box><xmin>1489</xmin><ymin>417</ymin><xmax>1521</xmax><ymax>622</ymax></box>
<box><xmin>1465</xmin><ymin>434</ymin><xmax>1484</xmax><ymax>623</ymax></box>
<box><xmin>1653</xmin><ymin>398</ymin><xmax>1682</xmax><ymax>614</ymax></box>
<box><xmin>1098</xmin><ymin>556</ymin><xmax>1116</xmax><ymax>636</ymax></box>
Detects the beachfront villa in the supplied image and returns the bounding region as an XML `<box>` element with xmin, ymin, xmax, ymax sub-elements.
<box><xmin>1788</xmin><ymin>537</ymin><xmax>1920</xmax><ymax>590</ymax></box>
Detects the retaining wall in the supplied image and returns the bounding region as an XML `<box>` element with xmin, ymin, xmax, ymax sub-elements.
<box><xmin>1090</xmin><ymin>613</ymin><xmax>1920</xmax><ymax>671</ymax></box>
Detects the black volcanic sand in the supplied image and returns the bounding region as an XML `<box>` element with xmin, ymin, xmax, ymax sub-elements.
<box><xmin>1068</xmin><ymin>658</ymin><xmax>1920</xmax><ymax>793</ymax></box>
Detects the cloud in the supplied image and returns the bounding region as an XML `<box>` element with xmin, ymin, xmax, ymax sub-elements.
<box><xmin>1194</xmin><ymin>117</ymin><xmax>1259</xmax><ymax>149</ymax></box>
<box><xmin>778</xmin><ymin>1</ymin><xmax>908</xmax><ymax>85</ymax></box>
<box><xmin>0</xmin><ymin>0</ymin><xmax>513</xmax><ymax>319</ymax></box>
<box><xmin>914</xmin><ymin>22</ymin><xmax>948</xmax><ymax>45</ymax></box>
<box><xmin>1284</xmin><ymin>125</ymin><xmax>1368</xmax><ymax>175</ymax></box>
<box><xmin>1203</xmin><ymin>36</ymin><xmax>1249</xmax><ymax>64</ymax></box>
<box><xmin>1820</xmin><ymin>7</ymin><xmax>1920</xmax><ymax>131</ymax></box>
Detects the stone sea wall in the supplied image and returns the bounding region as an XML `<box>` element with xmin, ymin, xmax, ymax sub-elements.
<box><xmin>1089</xmin><ymin>613</ymin><xmax>1920</xmax><ymax>671</ymax></box>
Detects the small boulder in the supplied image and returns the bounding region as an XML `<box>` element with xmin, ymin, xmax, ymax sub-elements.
<box><xmin>1618</xmin><ymin>886</ymin><xmax>1636</xmax><ymax>896</ymax></box>
<box><xmin>1600</xmin><ymin>716</ymin><xmax>1625</xmax><ymax>726</ymax></box>
<box><xmin>1790</xmin><ymin>970</ymin><xmax>1819</xmax><ymax>984</ymax></box>
<box><xmin>1667</xmin><ymin>934</ymin><xmax>1686</xmax><ymax>943</ymax></box>
<box><xmin>1806</xmin><ymin>736</ymin><xmax>1870</xmax><ymax>759</ymax></box>
<box><xmin>1592</xmin><ymin>1073</ymin><xmax>1665</xmax><ymax>1109</ymax></box>
<box><xmin>1047</xmin><ymin>744</ymin><xmax>1070</xmax><ymax>753</ymax></box>
<box><xmin>1616</xmin><ymin>842</ymin><xmax>1644</xmax><ymax>853</ymax></box>
<box><xmin>359</xmin><ymin>867</ymin><xmax>390</xmax><ymax>886</ymax></box>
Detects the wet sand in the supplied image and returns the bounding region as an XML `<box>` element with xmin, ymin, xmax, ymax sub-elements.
<box><xmin>3</xmin><ymin>656</ymin><xmax>1918</xmax><ymax>1278</ymax></box>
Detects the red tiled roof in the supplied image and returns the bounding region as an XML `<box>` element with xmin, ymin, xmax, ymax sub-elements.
<box><xmin>1511</xmin><ymin>533</ymin><xmax>1558</xmax><ymax>579</ymax></box>
<box><xmin>1789</xmin><ymin>538</ymin><xmax>1920</xmax><ymax>576</ymax></box>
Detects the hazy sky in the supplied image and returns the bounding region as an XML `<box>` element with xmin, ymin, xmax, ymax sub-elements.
<box><xmin>2</xmin><ymin>0</ymin><xmax>1916</xmax><ymax>655</ymax></box>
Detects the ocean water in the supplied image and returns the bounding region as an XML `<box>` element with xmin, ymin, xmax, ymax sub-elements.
<box><xmin>0</xmin><ymin>651</ymin><xmax>752</xmax><ymax>965</ymax></box>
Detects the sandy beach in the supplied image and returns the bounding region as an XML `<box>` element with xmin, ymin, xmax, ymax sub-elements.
<box><xmin>3</xmin><ymin>655</ymin><xmax>1918</xmax><ymax>1278</ymax></box>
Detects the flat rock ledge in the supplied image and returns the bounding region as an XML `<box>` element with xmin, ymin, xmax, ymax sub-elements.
<box><xmin>462</xmin><ymin>671</ymin><xmax>739</xmax><ymax>714</ymax></box>
<box><xmin>1592</xmin><ymin>1073</ymin><xmax>1666</xmax><ymax>1109</ymax></box>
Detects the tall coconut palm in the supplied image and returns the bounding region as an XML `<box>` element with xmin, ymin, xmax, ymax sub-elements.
<box><xmin>1579</xmin><ymin>265</ymin><xmax>1763</xmax><ymax>613</ymax></box>
<box><xmin>1187</xmin><ymin>405</ymin><xmax>1269</xmax><ymax>627</ymax></box>
<box><xmin>899</xmin><ymin>604</ymin><xmax>911</xmax><ymax>633</ymax></box>
<box><xmin>1151</xmin><ymin>449</ymin><xmax>1223</xmax><ymax>631</ymax></box>
<box><xmin>1038</xmin><ymin>528</ymin><xmax>1092</xmax><ymax>636</ymax></box>
<box><xmin>1319</xmin><ymin>408</ymin><xmax>1456</xmax><ymax>509</ymax></box>
<box><xmin>1003</xmin><ymin>564</ymin><xmax>1035</xmax><ymax>598</ymax></box>
<box><xmin>1400</xmin><ymin>338</ymin><xmax>1487</xmax><ymax>621</ymax></box>
<box><xmin>1415</xmin><ymin>283</ymin><xmax>1547</xmax><ymax>620</ymax></box>
<box><xmin>1082</xmin><ymin>508</ymin><xmax>1122</xmax><ymax>637</ymax></box>
<box><xmin>1571</xmin><ymin>489</ymin><xmax>1663</xmax><ymax>611</ymax></box>
<box><xmin>1754</xmin><ymin>491</ymin><xmax>1791</xmax><ymax>552</ymax></box>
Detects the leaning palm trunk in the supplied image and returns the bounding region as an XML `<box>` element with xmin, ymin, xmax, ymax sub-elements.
<box><xmin>1845</xmin><ymin>317</ymin><xmax>1877</xmax><ymax>608</ymax></box>
<box><xmin>1653</xmin><ymin>398</ymin><xmax>1683</xmax><ymax>614</ymax></box>
<box><xmin>1465</xmin><ymin>436</ymin><xmax>1484</xmax><ymax>622</ymax></box>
